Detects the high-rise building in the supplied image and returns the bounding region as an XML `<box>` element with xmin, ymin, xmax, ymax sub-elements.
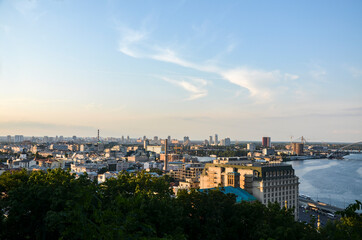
<box><xmin>224</xmin><ymin>137</ymin><xmax>231</xmax><ymax>146</ymax></box>
<box><xmin>167</xmin><ymin>136</ymin><xmax>171</xmax><ymax>142</ymax></box>
<box><xmin>14</xmin><ymin>135</ymin><xmax>24</xmax><ymax>143</ymax></box>
<box><xmin>163</xmin><ymin>139</ymin><xmax>168</xmax><ymax>171</ymax></box>
<box><xmin>214</xmin><ymin>134</ymin><xmax>218</xmax><ymax>146</ymax></box>
<box><xmin>209</xmin><ymin>136</ymin><xmax>213</xmax><ymax>145</ymax></box>
<box><xmin>292</xmin><ymin>143</ymin><xmax>304</xmax><ymax>155</ymax></box>
<box><xmin>262</xmin><ymin>137</ymin><xmax>271</xmax><ymax>148</ymax></box>
<box><xmin>220</xmin><ymin>138</ymin><xmax>231</xmax><ymax>146</ymax></box>
<box><xmin>7</xmin><ymin>135</ymin><xmax>11</xmax><ymax>143</ymax></box>
<box><xmin>247</xmin><ymin>143</ymin><xmax>256</xmax><ymax>152</ymax></box>
<box><xmin>144</xmin><ymin>139</ymin><xmax>149</xmax><ymax>149</ymax></box>
<box><xmin>200</xmin><ymin>162</ymin><xmax>299</xmax><ymax>220</ymax></box>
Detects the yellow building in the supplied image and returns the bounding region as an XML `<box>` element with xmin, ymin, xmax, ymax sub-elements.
<box><xmin>200</xmin><ymin>163</ymin><xmax>299</xmax><ymax>220</ymax></box>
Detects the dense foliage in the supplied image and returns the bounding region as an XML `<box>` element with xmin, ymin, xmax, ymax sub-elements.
<box><xmin>0</xmin><ymin>169</ymin><xmax>360</xmax><ymax>240</ymax></box>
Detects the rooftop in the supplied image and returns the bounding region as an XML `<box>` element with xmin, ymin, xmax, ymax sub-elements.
<box><xmin>200</xmin><ymin>186</ymin><xmax>257</xmax><ymax>202</ymax></box>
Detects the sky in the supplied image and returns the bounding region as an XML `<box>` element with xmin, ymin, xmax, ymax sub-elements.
<box><xmin>0</xmin><ymin>0</ymin><xmax>362</xmax><ymax>142</ymax></box>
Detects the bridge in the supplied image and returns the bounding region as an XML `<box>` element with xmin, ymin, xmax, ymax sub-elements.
<box><xmin>327</xmin><ymin>141</ymin><xmax>362</xmax><ymax>159</ymax></box>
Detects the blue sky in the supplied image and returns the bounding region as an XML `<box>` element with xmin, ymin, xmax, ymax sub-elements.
<box><xmin>0</xmin><ymin>0</ymin><xmax>361</xmax><ymax>142</ymax></box>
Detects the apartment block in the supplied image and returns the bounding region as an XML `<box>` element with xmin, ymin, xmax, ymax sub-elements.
<box><xmin>200</xmin><ymin>163</ymin><xmax>299</xmax><ymax>220</ymax></box>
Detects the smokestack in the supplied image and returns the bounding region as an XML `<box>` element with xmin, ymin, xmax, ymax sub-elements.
<box><xmin>163</xmin><ymin>139</ymin><xmax>168</xmax><ymax>171</ymax></box>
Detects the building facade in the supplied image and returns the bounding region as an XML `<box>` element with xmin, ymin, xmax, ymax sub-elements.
<box><xmin>200</xmin><ymin>163</ymin><xmax>299</xmax><ymax>220</ymax></box>
<box><xmin>292</xmin><ymin>143</ymin><xmax>304</xmax><ymax>155</ymax></box>
<box><xmin>262</xmin><ymin>137</ymin><xmax>271</xmax><ymax>148</ymax></box>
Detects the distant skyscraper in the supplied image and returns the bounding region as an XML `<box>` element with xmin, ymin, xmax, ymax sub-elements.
<box><xmin>292</xmin><ymin>143</ymin><xmax>304</xmax><ymax>155</ymax></box>
<box><xmin>7</xmin><ymin>135</ymin><xmax>11</xmax><ymax>143</ymax></box>
<box><xmin>262</xmin><ymin>137</ymin><xmax>271</xmax><ymax>148</ymax></box>
<box><xmin>247</xmin><ymin>143</ymin><xmax>256</xmax><ymax>152</ymax></box>
<box><xmin>209</xmin><ymin>136</ymin><xmax>213</xmax><ymax>145</ymax></box>
<box><xmin>121</xmin><ymin>136</ymin><xmax>124</xmax><ymax>143</ymax></box>
<box><xmin>163</xmin><ymin>139</ymin><xmax>168</xmax><ymax>171</ymax></box>
<box><xmin>183</xmin><ymin>136</ymin><xmax>189</xmax><ymax>142</ymax></box>
<box><xmin>167</xmin><ymin>135</ymin><xmax>171</xmax><ymax>142</ymax></box>
<box><xmin>144</xmin><ymin>139</ymin><xmax>149</xmax><ymax>149</ymax></box>
<box><xmin>224</xmin><ymin>137</ymin><xmax>231</xmax><ymax>146</ymax></box>
<box><xmin>14</xmin><ymin>135</ymin><xmax>24</xmax><ymax>143</ymax></box>
<box><xmin>214</xmin><ymin>134</ymin><xmax>218</xmax><ymax>146</ymax></box>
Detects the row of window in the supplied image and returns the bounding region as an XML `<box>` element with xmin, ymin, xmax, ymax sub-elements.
<box><xmin>265</xmin><ymin>170</ymin><xmax>294</xmax><ymax>177</ymax></box>
<box><xmin>265</xmin><ymin>192</ymin><xmax>296</xmax><ymax>198</ymax></box>
<box><xmin>263</xmin><ymin>198</ymin><xmax>296</xmax><ymax>205</ymax></box>
<box><xmin>264</xmin><ymin>186</ymin><xmax>296</xmax><ymax>192</ymax></box>
<box><xmin>265</xmin><ymin>179</ymin><xmax>297</xmax><ymax>186</ymax></box>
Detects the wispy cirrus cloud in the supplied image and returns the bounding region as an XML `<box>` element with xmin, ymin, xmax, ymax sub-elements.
<box><xmin>162</xmin><ymin>77</ymin><xmax>208</xmax><ymax>100</ymax></box>
<box><xmin>13</xmin><ymin>0</ymin><xmax>46</xmax><ymax>21</ymax></box>
<box><xmin>309</xmin><ymin>63</ymin><xmax>327</xmax><ymax>81</ymax></box>
<box><xmin>221</xmin><ymin>68</ymin><xmax>282</xmax><ymax>100</ymax></box>
<box><xmin>347</xmin><ymin>66</ymin><xmax>362</xmax><ymax>78</ymax></box>
<box><xmin>117</xmin><ymin>25</ymin><xmax>299</xmax><ymax>102</ymax></box>
<box><xmin>118</xmin><ymin>27</ymin><xmax>148</xmax><ymax>58</ymax></box>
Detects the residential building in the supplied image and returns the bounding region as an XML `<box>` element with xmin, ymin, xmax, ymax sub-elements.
<box><xmin>262</xmin><ymin>137</ymin><xmax>271</xmax><ymax>148</ymax></box>
<box><xmin>292</xmin><ymin>143</ymin><xmax>304</xmax><ymax>155</ymax></box>
<box><xmin>247</xmin><ymin>143</ymin><xmax>256</xmax><ymax>152</ymax></box>
<box><xmin>200</xmin><ymin>163</ymin><xmax>299</xmax><ymax>220</ymax></box>
<box><xmin>214</xmin><ymin>134</ymin><xmax>218</xmax><ymax>146</ymax></box>
<box><xmin>169</xmin><ymin>163</ymin><xmax>204</xmax><ymax>182</ymax></box>
<box><xmin>14</xmin><ymin>135</ymin><xmax>24</xmax><ymax>143</ymax></box>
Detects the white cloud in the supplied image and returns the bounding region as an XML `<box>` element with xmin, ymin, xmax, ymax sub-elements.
<box><xmin>14</xmin><ymin>0</ymin><xmax>46</xmax><ymax>21</ymax></box>
<box><xmin>118</xmin><ymin>27</ymin><xmax>148</xmax><ymax>58</ymax></box>
<box><xmin>221</xmin><ymin>68</ymin><xmax>283</xmax><ymax>100</ymax></box>
<box><xmin>284</xmin><ymin>73</ymin><xmax>299</xmax><ymax>81</ymax></box>
<box><xmin>162</xmin><ymin>77</ymin><xmax>208</xmax><ymax>100</ymax></box>
<box><xmin>117</xmin><ymin>25</ymin><xmax>299</xmax><ymax>102</ymax></box>
<box><xmin>309</xmin><ymin>64</ymin><xmax>327</xmax><ymax>81</ymax></box>
<box><xmin>347</xmin><ymin>66</ymin><xmax>362</xmax><ymax>78</ymax></box>
<box><xmin>152</xmin><ymin>48</ymin><xmax>192</xmax><ymax>68</ymax></box>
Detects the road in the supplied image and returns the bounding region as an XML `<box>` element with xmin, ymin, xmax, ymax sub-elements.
<box><xmin>298</xmin><ymin>206</ymin><xmax>338</xmax><ymax>227</ymax></box>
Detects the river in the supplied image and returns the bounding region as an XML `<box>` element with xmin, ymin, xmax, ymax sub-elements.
<box><xmin>289</xmin><ymin>154</ymin><xmax>362</xmax><ymax>210</ymax></box>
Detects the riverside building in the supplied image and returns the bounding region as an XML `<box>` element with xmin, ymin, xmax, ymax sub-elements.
<box><xmin>200</xmin><ymin>162</ymin><xmax>299</xmax><ymax>220</ymax></box>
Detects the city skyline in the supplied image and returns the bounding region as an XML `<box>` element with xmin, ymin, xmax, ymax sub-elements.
<box><xmin>1</xmin><ymin>0</ymin><xmax>362</xmax><ymax>142</ymax></box>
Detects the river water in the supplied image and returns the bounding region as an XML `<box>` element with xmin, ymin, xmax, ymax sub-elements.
<box><xmin>196</xmin><ymin>155</ymin><xmax>362</xmax><ymax>210</ymax></box>
<box><xmin>289</xmin><ymin>154</ymin><xmax>362</xmax><ymax>210</ymax></box>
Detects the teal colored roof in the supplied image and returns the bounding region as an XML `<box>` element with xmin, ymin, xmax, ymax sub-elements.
<box><xmin>200</xmin><ymin>187</ymin><xmax>257</xmax><ymax>202</ymax></box>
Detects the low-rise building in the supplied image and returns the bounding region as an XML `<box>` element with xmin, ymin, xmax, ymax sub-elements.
<box><xmin>169</xmin><ymin>163</ymin><xmax>204</xmax><ymax>182</ymax></box>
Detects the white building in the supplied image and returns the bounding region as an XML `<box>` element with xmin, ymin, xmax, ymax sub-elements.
<box><xmin>200</xmin><ymin>163</ymin><xmax>299</xmax><ymax>220</ymax></box>
<box><xmin>247</xmin><ymin>143</ymin><xmax>256</xmax><ymax>152</ymax></box>
<box><xmin>98</xmin><ymin>171</ymin><xmax>119</xmax><ymax>183</ymax></box>
<box><xmin>14</xmin><ymin>135</ymin><xmax>24</xmax><ymax>143</ymax></box>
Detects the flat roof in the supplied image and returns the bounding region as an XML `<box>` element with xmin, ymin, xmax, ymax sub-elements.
<box><xmin>200</xmin><ymin>186</ymin><xmax>257</xmax><ymax>202</ymax></box>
